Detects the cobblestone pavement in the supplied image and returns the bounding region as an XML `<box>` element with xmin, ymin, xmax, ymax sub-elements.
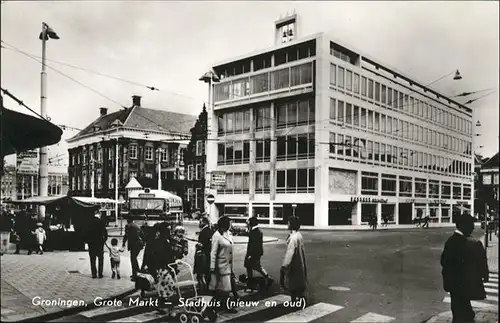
<box><xmin>0</xmin><ymin>249</ymin><xmax>136</xmax><ymax>322</ymax></box>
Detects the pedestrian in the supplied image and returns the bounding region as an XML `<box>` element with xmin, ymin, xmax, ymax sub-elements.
<box><xmin>34</xmin><ymin>223</ymin><xmax>47</xmax><ymax>254</ymax></box>
<box><xmin>210</xmin><ymin>216</ymin><xmax>239</xmax><ymax>313</ymax></box>
<box><xmin>85</xmin><ymin>211</ymin><xmax>108</xmax><ymax>279</ymax></box>
<box><xmin>382</xmin><ymin>214</ymin><xmax>389</xmax><ymax>227</ymax></box>
<box><xmin>122</xmin><ymin>216</ymin><xmax>145</xmax><ymax>281</ymax></box>
<box><xmin>422</xmin><ymin>214</ymin><xmax>430</xmax><ymax>229</ymax></box>
<box><xmin>280</xmin><ymin>216</ymin><xmax>308</xmax><ymax>308</ymax></box>
<box><xmin>105</xmin><ymin>238</ymin><xmax>124</xmax><ymax>279</ymax></box>
<box><xmin>172</xmin><ymin>226</ymin><xmax>189</xmax><ymax>261</ymax></box>
<box><xmin>194</xmin><ymin>217</ymin><xmax>213</xmax><ymax>292</ymax></box>
<box><xmin>370</xmin><ymin>213</ymin><xmax>377</xmax><ymax>230</ymax></box>
<box><xmin>244</xmin><ymin>216</ymin><xmax>272</xmax><ymax>291</ymax></box>
<box><xmin>441</xmin><ymin>214</ymin><xmax>489</xmax><ymax>323</ymax></box>
<box><xmin>26</xmin><ymin>214</ymin><xmax>38</xmax><ymax>255</ymax></box>
<box><xmin>143</xmin><ymin>223</ymin><xmax>176</xmax><ymax>314</ymax></box>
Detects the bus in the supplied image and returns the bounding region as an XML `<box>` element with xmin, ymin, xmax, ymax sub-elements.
<box><xmin>127</xmin><ymin>188</ymin><xmax>184</xmax><ymax>228</ymax></box>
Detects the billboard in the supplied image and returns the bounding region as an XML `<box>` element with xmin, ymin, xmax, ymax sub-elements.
<box><xmin>210</xmin><ymin>171</ymin><xmax>226</xmax><ymax>189</ymax></box>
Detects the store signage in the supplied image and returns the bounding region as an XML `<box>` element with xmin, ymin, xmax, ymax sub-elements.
<box><xmin>457</xmin><ymin>201</ymin><xmax>470</xmax><ymax>205</ymax></box>
<box><xmin>430</xmin><ymin>200</ymin><xmax>446</xmax><ymax>204</ymax></box>
<box><xmin>210</xmin><ymin>171</ymin><xmax>226</xmax><ymax>189</ymax></box>
<box><xmin>138</xmin><ymin>193</ymin><xmax>155</xmax><ymax>198</ymax></box>
<box><xmin>350</xmin><ymin>197</ymin><xmax>388</xmax><ymax>203</ymax></box>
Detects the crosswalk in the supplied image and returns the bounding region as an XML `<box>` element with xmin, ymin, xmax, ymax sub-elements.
<box><xmin>71</xmin><ymin>292</ymin><xmax>396</xmax><ymax>323</ymax></box>
<box><xmin>442</xmin><ymin>272</ymin><xmax>499</xmax><ymax>309</ymax></box>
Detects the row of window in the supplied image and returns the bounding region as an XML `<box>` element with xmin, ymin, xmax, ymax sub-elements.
<box><xmin>483</xmin><ymin>173</ymin><xmax>500</xmax><ymax>185</ymax></box>
<box><xmin>71</xmin><ymin>146</ymin><xmax>185</xmax><ymax>165</ymax></box>
<box><xmin>361</xmin><ymin>171</ymin><xmax>472</xmax><ymax>199</ymax></box>
<box><xmin>217</xmin><ymin>97</ymin><xmax>315</xmax><ymax>135</ymax></box>
<box><xmin>214</xmin><ymin>62</ymin><xmax>313</xmax><ymax>102</ymax></box>
<box><xmin>330</xmin><ymin>98</ymin><xmax>471</xmax><ymax>156</ymax></box>
<box><xmin>218</xmin><ymin>168</ymin><xmax>315</xmax><ymax>195</ymax></box>
<box><xmin>216</xmin><ymin>133</ymin><xmax>315</xmax><ymax>165</ymax></box>
<box><xmin>216</xmin><ymin>40</ymin><xmax>315</xmax><ymax>78</ymax></box>
<box><xmin>330</xmin><ymin>63</ymin><xmax>471</xmax><ymax>136</ymax></box>
<box><xmin>329</xmin><ymin>132</ymin><xmax>472</xmax><ymax>178</ymax></box>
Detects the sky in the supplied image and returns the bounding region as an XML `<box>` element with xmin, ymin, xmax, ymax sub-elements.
<box><xmin>1</xmin><ymin>1</ymin><xmax>499</xmax><ymax>167</ymax></box>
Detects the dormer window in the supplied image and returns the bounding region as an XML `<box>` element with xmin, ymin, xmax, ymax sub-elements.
<box><xmin>111</xmin><ymin>119</ymin><xmax>123</xmax><ymax>127</ymax></box>
<box><xmin>93</xmin><ymin>126</ymin><xmax>101</xmax><ymax>132</ymax></box>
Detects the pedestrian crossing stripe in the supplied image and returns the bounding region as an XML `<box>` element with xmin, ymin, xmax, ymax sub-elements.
<box><xmin>490</xmin><ymin>277</ymin><xmax>498</xmax><ymax>283</ymax></box>
<box><xmin>350</xmin><ymin>312</ymin><xmax>396</xmax><ymax>322</ymax></box>
<box><xmin>485</xmin><ymin>282</ymin><xmax>498</xmax><ymax>288</ymax></box>
<box><xmin>217</xmin><ymin>294</ymin><xmax>290</xmax><ymax>322</ymax></box>
<box><xmin>486</xmin><ymin>295</ymin><xmax>498</xmax><ymax>302</ymax></box>
<box><xmin>265</xmin><ymin>303</ymin><xmax>343</xmax><ymax>322</ymax></box>
<box><xmin>491</xmin><ymin>272</ymin><xmax>498</xmax><ymax>277</ymax></box>
<box><xmin>485</xmin><ymin>288</ymin><xmax>498</xmax><ymax>294</ymax></box>
<box><xmin>443</xmin><ymin>297</ymin><xmax>496</xmax><ymax>308</ymax></box>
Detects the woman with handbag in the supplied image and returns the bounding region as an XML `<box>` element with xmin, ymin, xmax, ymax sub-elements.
<box><xmin>280</xmin><ymin>216</ymin><xmax>308</xmax><ymax>308</ymax></box>
<box><xmin>209</xmin><ymin>216</ymin><xmax>239</xmax><ymax>313</ymax></box>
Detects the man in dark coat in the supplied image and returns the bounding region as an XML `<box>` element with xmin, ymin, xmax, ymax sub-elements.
<box><xmin>441</xmin><ymin>214</ymin><xmax>489</xmax><ymax>323</ymax></box>
<box><xmin>196</xmin><ymin>217</ymin><xmax>213</xmax><ymax>289</ymax></box>
<box><xmin>86</xmin><ymin>212</ymin><xmax>108</xmax><ymax>278</ymax></box>
<box><xmin>122</xmin><ymin>217</ymin><xmax>145</xmax><ymax>281</ymax></box>
<box><xmin>244</xmin><ymin>216</ymin><xmax>272</xmax><ymax>288</ymax></box>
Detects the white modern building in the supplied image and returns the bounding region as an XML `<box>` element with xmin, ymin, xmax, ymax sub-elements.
<box><xmin>203</xmin><ymin>14</ymin><xmax>473</xmax><ymax>227</ymax></box>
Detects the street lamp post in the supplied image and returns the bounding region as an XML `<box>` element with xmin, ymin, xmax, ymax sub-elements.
<box><xmin>115</xmin><ymin>140</ymin><xmax>119</xmax><ymax>227</ymax></box>
<box><xmin>157</xmin><ymin>148</ymin><xmax>162</xmax><ymax>190</ymax></box>
<box><xmin>38</xmin><ymin>22</ymin><xmax>59</xmax><ymax>221</ymax></box>
<box><xmin>199</xmin><ymin>70</ymin><xmax>220</xmax><ymax>224</ymax></box>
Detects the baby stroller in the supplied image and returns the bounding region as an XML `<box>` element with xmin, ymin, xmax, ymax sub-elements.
<box><xmin>137</xmin><ymin>260</ymin><xmax>217</xmax><ymax>323</ymax></box>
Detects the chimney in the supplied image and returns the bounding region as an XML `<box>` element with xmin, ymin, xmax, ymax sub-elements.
<box><xmin>132</xmin><ymin>95</ymin><xmax>142</xmax><ymax>107</ymax></box>
<box><xmin>99</xmin><ymin>107</ymin><xmax>107</xmax><ymax>116</ymax></box>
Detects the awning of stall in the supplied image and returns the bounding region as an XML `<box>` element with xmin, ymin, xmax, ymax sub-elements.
<box><xmin>1</xmin><ymin>102</ymin><xmax>63</xmax><ymax>158</ymax></box>
<box><xmin>7</xmin><ymin>195</ymin><xmax>66</xmax><ymax>205</ymax></box>
<box><xmin>72</xmin><ymin>196</ymin><xmax>125</xmax><ymax>205</ymax></box>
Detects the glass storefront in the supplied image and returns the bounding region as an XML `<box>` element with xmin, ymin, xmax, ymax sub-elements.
<box><xmin>361</xmin><ymin>204</ymin><xmax>376</xmax><ymax>223</ymax></box>
<box><xmin>328</xmin><ymin>202</ymin><xmax>353</xmax><ymax>225</ymax></box>
<box><xmin>252</xmin><ymin>205</ymin><xmax>270</xmax><ymax>224</ymax></box>
<box><xmin>441</xmin><ymin>205</ymin><xmax>451</xmax><ymax>223</ymax></box>
<box><xmin>381</xmin><ymin>204</ymin><xmax>395</xmax><ymax>223</ymax></box>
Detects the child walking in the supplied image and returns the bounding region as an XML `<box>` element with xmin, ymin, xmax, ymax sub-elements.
<box><xmin>105</xmin><ymin>238</ymin><xmax>124</xmax><ymax>279</ymax></box>
<box><xmin>34</xmin><ymin>223</ymin><xmax>46</xmax><ymax>254</ymax></box>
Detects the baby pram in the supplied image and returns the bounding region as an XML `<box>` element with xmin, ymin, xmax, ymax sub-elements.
<box><xmin>137</xmin><ymin>260</ymin><xmax>217</xmax><ymax>323</ymax></box>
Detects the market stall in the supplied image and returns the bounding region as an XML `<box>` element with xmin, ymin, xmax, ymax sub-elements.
<box><xmin>7</xmin><ymin>195</ymin><xmax>99</xmax><ymax>251</ymax></box>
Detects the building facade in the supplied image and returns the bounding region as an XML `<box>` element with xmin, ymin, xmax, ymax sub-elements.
<box><xmin>479</xmin><ymin>152</ymin><xmax>499</xmax><ymax>215</ymax></box>
<box><xmin>1</xmin><ymin>165</ymin><xmax>16</xmax><ymax>201</ymax></box>
<box><xmin>66</xmin><ymin>96</ymin><xmax>197</xmax><ymax>201</ymax></box>
<box><xmin>204</xmin><ymin>14</ymin><xmax>474</xmax><ymax>227</ymax></box>
<box><xmin>183</xmin><ymin>105</ymin><xmax>208</xmax><ymax>213</ymax></box>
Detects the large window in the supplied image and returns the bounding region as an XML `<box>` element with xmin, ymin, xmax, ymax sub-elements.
<box><xmin>129</xmin><ymin>145</ymin><xmax>137</xmax><ymax>159</ymax></box>
<box><xmin>276</xmin><ymin>98</ymin><xmax>315</xmax><ymax>128</ymax></box>
<box><xmin>441</xmin><ymin>181</ymin><xmax>451</xmax><ymax>199</ymax></box>
<box><xmin>330</xmin><ymin>64</ymin><xmax>336</xmax><ymax>85</ymax></box>
<box><xmin>453</xmin><ymin>183</ymin><xmax>462</xmax><ymax>200</ymax></box>
<box><xmin>221</xmin><ymin>172</ymin><xmax>250</xmax><ymax>195</ymax></box>
<box><xmin>255</xmin><ymin>171</ymin><xmax>270</xmax><ymax>194</ymax></box>
<box><xmin>361</xmin><ymin>172</ymin><xmax>378</xmax><ymax>195</ymax></box>
<box><xmin>463</xmin><ymin>184</ymin><xmax>471</xmax><ymax>199</ymax></box>
<box><xmin>217</xmin><ymin>141</ymin><xmax>250</xmax><ymax>165</ymax></box>
<box><xmin>255</xmin><ymin>105</ymin><xmax>271</xmax><ymax>130</ymax></box>
<box><xmin>256</xmin><ymin>139</ymin><xmax>271</xmax><ymax>162</ymax></box>
<box><xmin>277</xmin><ymin>133</ymin><xmax>315</xmax><ymax>161</ymax></box>
<box><xmin>415</xmin><ymin>178</ymin><xmax>427</xmax><ymax>198</ymax></box>
<box><xmin>338</xmin><ymin>67</ymin><xmax>345</xmax><ymax>88</ymax></box>
<box><xmin>145</xmin><ymin>146</ymin><xmax>153</xmax><ymax>160</ymax></box>
<box><xmin>429</xmin><ymin>180</ymin><xmax>440</xmax><ymax>198</ymax></box>
<box><xmin>276</xmin><ymin>168</ymin><xmax>315</xmax><ymax>194</ymax></box>
<box><xmin>381</xmin><ymin>174</ymin><xmax>396</xmax><ymax>196</ymax></box>
<box><xmin>399</xmin><ymin>176</ymin><xmax>412</xmax><ymax>197</ymax></box>
<box><xmin>217</xmin><ymin>110</ymin><xmax>251</xmax><ymax>135</ymax></box>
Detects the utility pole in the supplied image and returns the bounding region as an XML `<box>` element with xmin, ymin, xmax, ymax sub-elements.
<box><xmin>114</xmin><ymin>140</ymin><xmax>119</xmax><ymax>226</ymax></box>
<box><xmin>38</xmin><ymin>22</ymin><xmax>59</xmax><ymax>221</ymax></box>
<box><xmin>21</xmin><ymin>176</ymin><xmax>25</xmax><ymax>200</ymax></box>
<box><xmin>157</xmin><ymin>148</ymin><xmax>162</xmax><ymax>190</ymax></box>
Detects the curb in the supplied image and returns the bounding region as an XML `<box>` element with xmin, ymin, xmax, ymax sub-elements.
<box><xmin>11</xmin><ymin>288</ymin><xmax>137</xmax><ymax>322</ymax></box>
<box><xmin>423</xmin><ymin>306</ymin><xmax>499</xmax><ymax>323</ymax></box>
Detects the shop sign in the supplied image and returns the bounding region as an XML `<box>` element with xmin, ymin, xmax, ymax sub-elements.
<box><xmin>405</xmin><ymin>199</ymin><xmax>416</xmax><ymax>203</ymax></box>
<box><xmin>350</xmin><ymin>197</ymin><xmax>388</xmax><ymax>203</ymax></box>
<box><xmin>430</xmin><ymin>200</ymin><xmax>446</xmax><ymax>204</ymax></box>
<box><xmin>210</xmin><ymin>171</ymin><xmax>226</xmax><ymax>189</ymax></box>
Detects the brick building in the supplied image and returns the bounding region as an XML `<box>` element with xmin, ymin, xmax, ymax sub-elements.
<box><xmin>66</xmin><ymin>96</ymin><xmax>198</xmax><ymax>200</ymax></box>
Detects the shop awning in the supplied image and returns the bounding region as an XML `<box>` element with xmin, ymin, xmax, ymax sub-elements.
<box><xmin>7</xmin><ymin>196</ymin><xmax>66</xmax><ymax>205</ymax></box>
<box><xmin>1</xmin><ymin>105</ymin><xmax>63</xmax><ymax>158</ymax></box>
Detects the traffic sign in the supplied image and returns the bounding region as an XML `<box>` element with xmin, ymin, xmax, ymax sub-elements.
<box><xmin>206</xmin><ymin>194</ymin><xmax>215</xmax><ymax>205</ymax></box>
